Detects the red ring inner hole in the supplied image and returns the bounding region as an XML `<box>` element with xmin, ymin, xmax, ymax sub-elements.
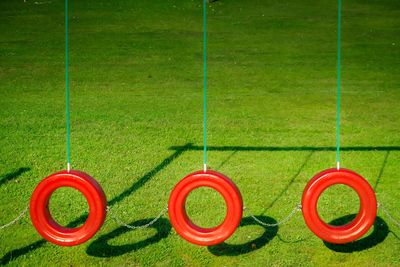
<box><xmin>317</xmin><ymin>184</ymin><xmax>360</xmax><ymax>225</ymax></box>
<box><xmin>184</xmin><ymin>186</ymin><xmax>227</xmax><ymax>229</ymax></box>
<box><xmin>48</xmin><ymin>187</ymin><xmax>89</xmax><ymax>228</ymax></box>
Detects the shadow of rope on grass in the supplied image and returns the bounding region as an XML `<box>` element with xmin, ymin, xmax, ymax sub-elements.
<box><xmin>389</xmin><ymin>230</ymin><xmax>400</xmax><ymax>240</ymax></box>
<box><xmin>0</xmin><ymin>167</ymin><xmax>30</xmax><ymax>187</ymax></box>
<box><xmin>323</xmin><ymin>214</ymin><xmax>389</xmax><ymax>253</ymax></box>
<box><xmin>261</xmin><ymin>151</ymin><xmax>313</xmax><ymax>214</ymax></box>
<box><xmin>207</xmin><ymin>216</ymin><xmax>278</xmax><ymax>256</ymax></box>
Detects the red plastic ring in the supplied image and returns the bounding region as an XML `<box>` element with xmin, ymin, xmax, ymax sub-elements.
<box><xmin>168</xmin><ymin>170</ymin><xmax>243</xmax><ymax>246</ymax></box>
<box><xmin>302</xmin><ymin>168</ymin><xmax>377</xmax><ymax>244</ymax></box>
<box><xmin>30</xmin><ymin>170</ymin><xmax>107</xmax><ymax>246</ymax></box>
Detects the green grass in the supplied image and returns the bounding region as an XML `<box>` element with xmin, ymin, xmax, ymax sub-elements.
<box><xmin>1</xmin><ymin>0</ymin><xmax>400</xmax><ymax>266</ymax></box>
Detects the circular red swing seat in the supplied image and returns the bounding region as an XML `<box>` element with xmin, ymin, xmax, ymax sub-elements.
<box><xmin>168</xmin><ymin>170</ymin><xmax>243</xmax><ymax>246</ymax></box>
<box><xmin>30</xmin><ymin>170</ymin><xmax>107</xmax><ymax>246</ymax></box>
<box><xmin>302</xmin><ymin>168</ymin><xmax>377</xmax><ymax>244</ymax></box>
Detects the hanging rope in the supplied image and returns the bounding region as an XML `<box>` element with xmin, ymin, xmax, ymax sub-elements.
<box><xmin>65</xmin><ymin>0</ymin><xmax>71</xmax><ymax>172</ymax></box>
<box><xmin>244</xmin><ymin>204</ymin><xmax>302</xmax><ymax>227</ymax></box>
<box><xmin>107</xmin><ymin>206</ymin><xmax>169</xmax><ymax>229</ymax></box>
<box><xmin>202</xmin><ymin>0</ymin><xmax>208</xmax><ymax>172</ymax></box>
<box><xmin>0</xmin><ymin>205</ymin><xmax>29</xmax><ymax>230</ymax></box>
<box><xmin>335</xmin><ymin>0</ymin><xmax>342</xmax><ymax>170</ymax></box>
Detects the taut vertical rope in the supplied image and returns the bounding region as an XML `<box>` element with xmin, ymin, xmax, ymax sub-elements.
<box><xmin>202</xmin><ymin>0</ymin><xmax>207</xmax><ymax>172</ymax></box>
<box><xmin>65</xmin><ymin>0</ymin><xmax>71</xmax><ymax>171</ymax></box>
<box><xmin>336</xmin><ymin>0</ymin><xmax>342</xmax><ymax>170</ymax></box>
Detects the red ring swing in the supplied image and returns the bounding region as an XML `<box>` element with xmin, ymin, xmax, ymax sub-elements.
<box><xmin>30</xmin><ymin>170</ymin><xmax>107</xmax><ymax>246</ymax></box>
<box><xmin>301</xmin><ymin>0</ymin><xmax>377</xmax><ymax>244</ymax></box>
<box><xmin>30</xmin><ymin>0</ymin><xmax>106</xmax><ymax>246</ymax></box>
<box><xmin>168</xmin><ymin>170</ymin><xmax>243</xmax><ymax>246</ymax></box>
<box><xmin>167</xmin><ymin>0</ymin><xmax>243</xmax><ymax>246</ymax></box>
<box><xmin>28</xmin><ymin>0</ymin><xmax>380</xmax><ymax>247</ymax></box>
<box><xmin>301</xmin><ymin>168</ymin><xmax>377</xmax><ymax>244</ymax></box>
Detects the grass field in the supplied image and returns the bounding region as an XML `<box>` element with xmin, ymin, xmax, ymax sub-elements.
<box><xmin>1</xmin><ymin>0</ymin><xmax>400</xmax><ymax>266</ymax></box>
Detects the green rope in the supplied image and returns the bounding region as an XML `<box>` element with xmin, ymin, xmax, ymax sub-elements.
<box><xmin>335</xmin><ymin>0</ymin><xmax>341</xmax><ymax>169</ymax></box>
<box><xmin>203</xmin><ymin>0</ymin><xmax>207</xmax><ymax>171</ymax></box>
<box><xmin>65</xmin><ymin>0</ymin><xmax>71</xmax><ymax>170</ymax></box>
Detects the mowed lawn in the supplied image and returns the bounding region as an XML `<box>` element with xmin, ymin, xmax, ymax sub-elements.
<box><xmin>1</xmin><ymin>0</ymin><xmax>399</xmax><ymax>266</ymax></box>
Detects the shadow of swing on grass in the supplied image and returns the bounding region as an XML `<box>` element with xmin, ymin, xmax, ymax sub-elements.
<box><xmin>1</xmin><ymin>144</ymin><xmax>397</xmax><ymax>264</ymax></box>
<box><xmin>323</xmin><ymin>214</ymin><xmax>389</xmax><ymax>253</ymax></box>
<box><xmin>169</xmin><ymin>145</ymin><xmax>400</xmax><ymax>152</ymax></box>
<box><xmin>208</xmin><ymin>216</ymin><xmax>278</xmax><ymax>256</ymax></box>
<box><xmin>0</xmin><ymin>167</ymin><xmax>30</xmax><ymax>187</ymax></box>
<box><xmin>85</xmin><ymin>144</ymin><xmax>396</xmax><ymax>257</ymax></box>
<box><xmin>86</xmin><ymin>216</ymin><xmax>277</xmax><ymax>258</ymax></box>
<box><xmin>168</xmin><ymin>144</ymin><xmax>396</xmax><ymax>254</ymax></box>
<box><xmin>86</xmin><ymin>218</ymin><xmax>171</xmax><ymax>257</ymax></box>
<box><xmin>171</xmin><ymin>145</ymin><xmax>397</xmax><ymax>212</ymax></box>
<box><xmin>0</xmin><ymin>144</ymin><xmax>191</xmax><ymax>265</ymax></box>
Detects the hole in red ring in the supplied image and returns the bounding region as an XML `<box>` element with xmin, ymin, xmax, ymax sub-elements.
<box><xmin>185</xmin><ymin>187</ymin><xmax>227</xmax><ymax>229</ymax></box>
<box><xmin>317</xmin><ymin>184</ymin><xmax>360</xmax><ymax>224</ymax></box>
<box><xmin>48</xmin><ymin>187</ymin><xmax>89</xmax><ymax>228</ymax></box>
